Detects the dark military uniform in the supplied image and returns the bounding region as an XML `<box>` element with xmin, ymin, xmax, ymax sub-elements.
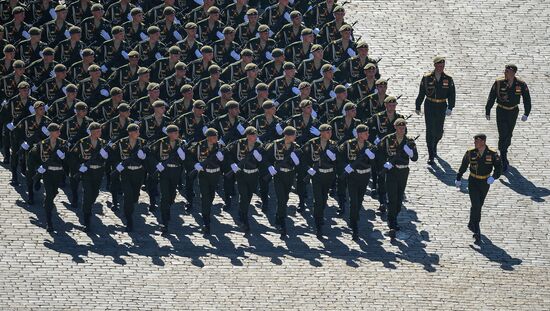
<box><xmin>268</xmin><ymin>75</ymin><xmax>301</xmax><ymax>104</ymax></box>
<box><xmin>36</xmin><ymin>77</ymin><xmax>70</xmax><ymax>104</ymax></box>
<box><xmin>276</xmin><ymin>95</ymin><xmax>317</xmax><ymax>121</ymax></box>
<box><xmin>296</xmin><ymin>58</ymin><xmax>329</xmax><ymax>82</ymax></box>
<box><xmin>16</xmin><ymin>39</ymin><xmax>47</xmax><ymax>66</ymax></box>
<box><xmin>77</xmin><ymin>78</ymin><xmax>110</xmax><ymax>108</ymax></box>
<box><xmin>107</xmin><ymin>63</ymin><xmax>139</xmax><ymax>88</ymax></box>
<box><xmin>0</xmin><ymin>93</ymin><xmax>35</xmax><ymax>162</ymax></box>
<box><xmin>96</xmin><ymin>39</ymin><xmax>131</xmax><ymax>73</ymax></box>
<box><xmin>25</xmin><ymin>58</ymin><xmax>57</xmax><ymax>87</ymax></box>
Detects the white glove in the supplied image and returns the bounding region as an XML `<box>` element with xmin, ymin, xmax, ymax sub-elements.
<box><xmin>44</xmin><ymin>104</ymin><xmax>49</xmax><ymax>112</ymax></box>
<box><xmin>56</xmin><ymin>149</ymin><xmax>65</xmax><ymax>159</ymax></box>
<box><xmin>6</xmin><ymin>122</ymin><xmax>15</xmax><ymax>131</ymax></box>
<box><xmin>253</xmin><ymin>150</ymin><xmax>262</xmax><ymax>161</ymax></box>
<box><xmin>218</xmin><ymin>139</ymin><xmax>226</xmax><ymax>146</ymax></box>
<box><xmin>313</xmin><ymin>27</ymin><xmax>320</xmax><ymax>35</ymax></box>
<box><xmin>140</xmin><ymin>32</ymin><xmax>149</xmax><ymax>41</ymax></box>
<box><xmin>344</xmin><ymin>164</ymin><xmax>353</xmax><ymax>174</ymax></box>
<box><xmin>216</xmin><ymin>151</ymin><xmax>224</xmax><ymax>161</ymax></box>
<box><xmin>21</xmin><ymin>141</ymin><xmax>30</xmax><ymax>150</ymax></box>
<box><xmin>174</xmin><ymin>17</ymin><xmax>181</xmax><ymax>25</ymax></box>
<box><xmin>116</xmin><ymin>163</ymin><xmax>124</xmax><ymax>172</ymax></box>
<box><xmin>292</xmin><ymin>87</ymin><xmax>300</xmax><ymax>95</ymax></box>
<box><xmin>127</xmin><ymin>13</ymin><xmax>133</xmax><ymax>21</ymax></box>
<box><xmin>230</xmin><ymin>50</ymin><xmax>240</xmax><ymax>60</ymax></box>
<box><xmin>265</xmin><ymin>51</ymin><xmax>273</xmax><ymax>60</ymax></box>
<box><xmin>156</xmin><ymin>162</ymin><xmax>165</xmax><ymax>172</ymax></box>
<box><xmin>137</xmin><ymin>149</ymin><xmax>146</xmax><ymax>159</ymax></box>
<box><xmin>236</xmin><ymin>123</ymin><xmax>245</xmax><ymax>135</ymax></box>
<box><xmin>275</xmin><ymin>123</ymin><xmax>283</xmax><ymax>135</ymax></box>
<box><xmin>216</xmin><ymin>31</ymin><xmax>225</xmax><ymax>40</ymax></box>
<box><xmin>100</xmin><ymin>148</ymin><xmax>109</xmax><ymax>159</ymax></box>
<box><xmin>162</xmin><ymin>127</ymin><xmax>167</xmax><ymax>134</ymax></box>
<box><xmin>521</xmin><ymin>115</ymin><xmax>528</xmax><ymax>122</ymax></box>
<box><xmin>329</xmin><ymin>90</ymin><xmax>336</xmax><ymax>98</ymax></box>
<box><xmin>31</xmin><ymin>85</ymin><xmax>38</xmax><ymax>92</ymax></box>
<box><xmin>195</xmin><ymin>49</ymin><xmax>203</xmax><ymax>58</ymax></box>
<box><xmin>307</xmin><ymin>167</ymin><xmax>316</xmax><ymax>176</ymax></box>
<box><xmin>290</xmin><ymin>151</ymin><xmax>300</xmax><ymax>165</ymax></box>
<box><xmin>202</xmin><ymin>126</ymin><xmax>208</xmax><ymax>135</ymax></box>
<box><xmin>326</xmin><ymin>149</ymin><xmax>336</xmax><ymax>161</ymax></box>
<box><xmin>177</xmin><ymin>147</ymin><xmax>185</xmax><ymax>160</ymax></box>
<box><xmin>121</xmin><ymin>50</ymin><xmax>129</xmax><ymax>60</ymax></box>
<box><xmin>415</xmin><ymin>110</ymin><xmax>421</xmax><ymax>115</ymax></box>
<box><xmin>100</xmin><ymin>64</ymin><xmax>108</xmax><ymax>73</ymax></box>
<box><xmin>374</xmin><ymin>136</ymin><xmax>381</xmax><ymax>145</ymax></box>
<box><xmin>49</xmin><ymin>8</ymin><xmax>57</xmax><ymax>19</ymax></box>
<box><xmin>50</xmin><ymin>70</ymin><xmax>55</xmax><ymax>78</ymax></box>
<box><xmin>309</xmin><ymin>127</ymin><xmax>320</xmax><ymax>136</ymax></box>
<box><xmin>194</xmin><ymin>162</ymin><xmax>203</xmax><ymax>171</ymax></box>
<box><xmin>100</xmin><ymin>89</ymin><xmax>109</xmax><ymax>97</ymax></box>
<box><xmin>268</xmin><ymin>165</ymin><xmax>277</xmax><ymax>176</ymax></box>
<box><xmin>155</xmin><ymin>52</ymin><xmax>163</xmax><ymax>60</ymax></box>
<box><xmin>22</xmin><ymin>30</ymin><xmax>30</xmax><ymax>39</ymax></box>
<box><xmin>194</xmin><ymin>0</ymin><xmax>204</xmax><ymax>4</ymax></box>
<box><xmin>383</xmin><ymin>162</ymin><xmax>393</xmax><ymax>170</ymax></box>
<box><xmin>64</xmin><ymin>30</ymin><xmax>70</xmax><ymax>38</ymax></box>
<box><xmin>455</xmin><ymin>180</ymin><xmax>461</xmax><ymax>188</ymax></box>
<box><xmin>100</xmin><ymin>30</ymin><xmax>111</xmax><ymax>40</ymax></box>
<box><xmin>173</xmin><ymin>30</ymin><xmax>183</xmax><ymax>41</ymax></box>
<box><xmin>365</xmin><ymin>148</ymin><xmax>375</xmax><ymax>159</ymax></box>
<box><xmin>352</xmin><ymin>128</ymin><xmax>357</xmax><ymax>138</ymax></box>
<box><xmin>62</xmin><ymin>86</ymin><xmax>67</xmax><ymax>95</ymax></box>
<box><xmin>29</xmin><ymin>105</ymin><xmax>36</xmax><ymax>114</ymax></box>
<box><xmin>347</xmin><ymin>48</ymin><xmax>356</xmax><ymax>57</ymax></box>
<box><xmin>404</xmin><ymin>145</ymin><xmax>414</xmax><ymax>158</ymax></box>
<box><xmin>283</xmin><ymin>12</ymin><xmax>291</xmax><ymax>22</ymax></box>
<box><xmin>485</xmin><ymin>115</ymin><xmax>490</xmax><ymax>121</ymax></box>
<box><xmin>37</xmin><ymin>165</ymin><xmax>46</xmax><ymax>174</ymax></box>
<box><xmin>487</xmin><ymin>176</ymin><xmax>495</xmax><ymax>185</ymax></box>
<box><xmin>231</xmin><ymin>163</ymin><xmax>239</xmax><ymax>173</ymax></box>
<box><xmin>1</xmin><ymin>100</ymin><xmax>7</xmax><ymax>107</ymax></box>
<box><xmin>79</xmin><ymin>164</ymin><xmax>88</xmax><ymax>173</ymax></box>
<box><xmin>41</xmin><ymin>126</ymin><xmax>50</xmax><ymax>136</ymax></box>
<box><xmin>445</xmin><ymin>108</ymin><xmax>452</xmax><ymax>116</ymax></box>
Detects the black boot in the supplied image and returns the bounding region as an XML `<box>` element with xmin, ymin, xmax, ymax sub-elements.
<box><xmin>337</xmin><ymin>198</ymin><xmax>345</xmax><ymax>216</ymax></box>
<box><xmin>378</xmin><ymin>203</ymin><xmax>387</xmax><ymax>213</ymax></box>
<box><xmin>297</xmin><ymin>201</ymin><xmax>306</xmax><ymax>214</ymax></box>
<box><xmin>161</xmin><ymin>223</ymin><xmax>169</xmax><ymax>236</ymax></box>
<box><xmin>125</xmin><ymin>217</ymin><xmax>133</xmax><ymax>232</ymax></box>
<box><xmin>501</xmin><ymin>152</ymin><xmax>509</xmax><ymax>172</ymax></box>
<box><xmin>10</xmin><ymin>174</ymin><xmax>19</xmax><ymax>186</ymax></box>
<box><xmin>27</xmin><ymin>189</ymin><xmax>34</xmax><ymax>205</ymax></box>
<box><xmin>83</xmin><ymin>214</ymin><xmax>91</xmax><ymax>232</ymax></box>
<box><xmin>149</xmin><ymin>198</ymin><xmax>157</xmax><ymax>213</ymax></box>
<box><xmin>71</xmin><ymin>194</ymin><xmax>78</xmax><ymax>209</ymax></box>
<box><xmin>316</xmin><ymin>222</ymin><xmax>323</xmax><ymax>240</ymax></box>
<box><xmin>223</xmin><ymin>196</ymin><xmax>232</xmax><ymax>211</ymax></box>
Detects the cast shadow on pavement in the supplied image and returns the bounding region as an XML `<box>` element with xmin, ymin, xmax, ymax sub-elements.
<box><xmin>470</xmin><ymin>235</ymin><xmax>522</xmax><ymax>271</ymax></box>
<box><xmin>500</xmin><ymin>166</ymin><xmax>550</xmax><ymax>202</ymax></box>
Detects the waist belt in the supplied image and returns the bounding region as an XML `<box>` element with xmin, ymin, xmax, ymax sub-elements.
<box><xmin>127</xmin><ymin>165</ymin><xmax>143</xmax><ymax>170</ymax></box>
<box><xmin>318</xmin><ymin>168</ymin><xmax>334</xmax><ymax>173</ymax></box>
<box><xmin>166</xmin><ymin>163</ymin><xmax>181</xmax><ymax>168</ymax></box>
<box><xmin>243</xmin><ymin>168</ymin><xmax>259</xmax><ymax>174</ymax></box>
<box><xmin>470</xmin><ymin>173</ymin><xmax>490</xmax><ymax>179</ymax></box>
<box><xmin>279</xmin><ymin>167</ymin><xmax>294</xmax><ymax>172</ymax></box>
<box><xmin>426</xmin><ymin>97</ymin><xmax>447</xmax><ymax>103</ymax></box>
<box><xmin>89</xmin><ymin>165</ymin><xmax>103</xmax><ymax>169</ymax></box>
<box><xmin>47</xmin><ymin>166</ymin><xmax>63</xmax><ymax>171</ymax></box>
<box><xmin>497</xmin><ymin>104</ymin><xmax>518</xmax><ymax>110</ymax></box>
<box><xmin>205</xmin><ymin>167</ymin><xmax>220</xmax><ymax>173</ymax></box>
<box><xmin>395</xmin><ymin>165</ymin><xmax>409</xmax><ymax>169</ymax></box>
<box><xmin>355</xmin><ymin>168</ymin><xmax>371</xmax><ymax>174</ymax></box>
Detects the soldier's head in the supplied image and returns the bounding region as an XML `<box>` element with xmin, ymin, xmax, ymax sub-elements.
<box><xmin>17</xmin><ymin>81</ymin><xmax>30</xmax><ymax>97</ymax></box>
<box><xmin>333</xmin><ymin>6</ymin><xmax>345</xmax><ymax>20</ymax></box>
<box><xmin>283</xmin><ymin>126</ymin><xmax>296</xmax><ymax>143</ymax></box>
<box><xmin>241</xmin><ymin>49</ymin><xmax>254</xmax><ymax>64</ymax></box>
<box><xmin>299</xmin><ymin>99</ymin><xmax>313</xmax><ymax>115</ymax></box>
<box><xmin>319</xmin><ymin>124</ymin><xmax>332</xmax><ymax>140</ymax></box>
<box><xmin>88</xmin><ymin>122</ymin><xmax>102</xmax><ymax>139</ymax></box>
<box><xmin>138</xmin><ymin>67</ymin><xmax>151</xmax><ymax>82</ymax></box>
<box><xmin>384</xmin><ymin>95</ymin><xmax>398</xmax><ymax>113</ymax></box>
<box><xmin>335</xmin><ymin>84</ymin><xmax>348</xmax><ymax>101</ymax></box>
<box><xmin>193</xmin><ymin>100</ymin><xmax>206</xmax><ymax>115</ymax></box>
<box><xmin>245</xmin><ymin>62</ymin><xmax>258</xmax><ymax>79</ymax></box>
<box><xmin>69</xmin><ymin>26</ymin><xmax>82</xmax><ymax>41</ymax></box>
<box><xmin>356</xmin><ymin>124</ymin><xmax>369</xmax><ymax>141</ymax></box>
<box><xmin>42</xmin><ymin>47</ymin><xmax>55</xmax><ymax>63</ymax></box>
<box><xmin>65</xmin><ymin>84</ymin><xmax>78</xmax><ymax>100</ymax></box>
<box><xmin>375</xmin><ymin>78</ymin><xmax>388</xmax><ymax>94</ymax></box>
<box><xmin>29</xmin><ymin>27</ymin><xmax>42</xmax><ymax>43</ymax></box>
<box><xmin>127</xmin><ymin>123</ymin><xmax>140</xmax><ymax>139</ymax></box>
<box><xmin>166</xmin><ymin>124</ymin><xmax>179</xmax><ymax>140</ymax></box>
<box><xmin>357</xmin><ymin>41</ymin><xmax>369</xmax><ymax>57</ymax></box>
<box><xmin>256</xmin><ymin>83</ymin><xmax>268</xmax><ymax>99</ymax></box>
<box><xmin>175</xmin><ymin>62</ymin><xmax>187</xmax><ymax>78</ymax></box>
<box><xmin>473</xmin><ymin>133</ymin><xmax>487</xmax><ymax>149</ymax></box>
<box><xmin>504</xmin><ymin>64</ymin><xmax>518</xmax><ymax>79</ymax></box>
<box><xmin>246</xmin><ymin>9</ymin><xmax>258</xmax><ymax>24</ymax></box>
<box><xmin>321</xmin><ymin>63</ymin><xmax>335</xmax><ymax>80</ymax></box>
<box><xmin>112</xmin><ymin>26</ymin><xmax>125</xmax><ymax>41</ymax></box>
<box><xmin>311</xmin><ymin>44</ymin><xmax>323</xmax><ymax>59</ymax></box>
<box><xmin>34</xmin><ymin>101</ymin><xmax>46</xmax><ymax>116</ymax></box>
<box><xmin>433</xmin><ymin>56</ymin><xmax>446</xmax><ymax>73</ymax></box>
<box><xmin>3</xmin><ymin>45</ymin><xmax>15</xmax><ymax>60</ymax></box>
<box><xmin>54</xmin><ymin>64</ymin><xmax>67</xmax><ymax>80</ymax></box>
<box><xmin>208</xmin><ymin>64</ymin><xmax>221</xmax><ymax>80</ymax></box>
<box><xmin>128</xmin><ymin>51</ymin><xmax>140</xmax><ymax>65</ymax></box>
<box><xmin>394</xmin><ymin>118</ymin><xmax>407</xmax><ymax>136</ymax></box>
<box><xmin>283</xmin><ymin>62</ymin><xmax>296</xmax><ymax>78</ymax></box>
<box><xmin>118</xmin><ymin>103</ymin><xmax>131</xmax><ymax>118</ymax></box>
<box><xmin>147</xmin><ymin>26</ymin><xmax>161</xmax><ymax>41</ymax></box>
<box><xmin>88</xmin><ymin>64</ymin><xmax>102</xmax><ymax>80</ymax></box>
<box><xmin>81</xmin><ymin>48</ymin><xmax>95</xmax><ymax>64</ymax></box>
<box><xmin>75</xmin><ymin>102</ymin><xmax>88</xmax><ymax>118</ymax></box>
<box><xmin>301</xmin><ymin>28</ymin><xmax>314</xmax><ymax>44</ymax></box>
<box><xmin>258</xmin><ymin>25</ymin><xmax>270</xmax><ymax>40</ymax></box>
<box><xmin>363</xmin><ymin>62</ymin><xmax>376</xmax><ymax>78</ymax></box>
<box><xmin>181</xmin><ymin>84</ymin><xmax>193</xmax><ymax>100</ymax></box>
<box><xmin>153</xmin><ymin>100</ymin><xmax>166</xmax><ymax>115</ymax></box>
<box><xmin>47</xmin><ymin>123</ymin><xmax>61</xmax><ymax>139</ymax></box>
<box><xmin>168</xmin><ymin>46</ymin><xmax>181</xmax><ymax>62</ymax></box>
<box><xmin>207</xmin><ymin>6</ymin><xmax>220</xmax><ymax>21</ymax></box>
<box><xmin>147</xmin><ymin>82</ymin><xmax>160</xmax><ymax>98</ymax></box>
<box><xmin>339</xmin><ymin>24</ymin><xmax>352</xmax><ymax>40</ymax></box>
<box><xmin>163</xmin><ymin>6</ymin><xmax>176</xmax><ymax>22</ymax></box>
<box><xmin>130</xmin><ymin>7</ymin><xmax>144</xmax><ymax>23</ymax></box>
<box><xmin>225</xmin><ymin>101</ymin><xmax>240</xmax><ymax>117</ymax></box>
<box><xmin>272</xmin><ymin>48</ymin><xmax>285</xmax><ymax>63</ymax></box>
<box><xmin>205</xmin><ymin>128</ymin><xmax>219</xmax><ymax>144</ymax></box>
<box><xmin>201</xmin><ymin>46</ymin><xmax>214</xmax><ymax>62</ymax></box>
<box><xmin>290</xmin><ymin>11</ymin><xmax>302</xmax><ymax>26</ymax></box>
<box><xmin>223</xmin><ymin>27</ymin><xmax>236</xmax><ymax>42</ymax></box>
<box><xmin>54</xmin><ymin>4</ymin><xmax>68</xmax><ymax>21</ymax></box>
<box><xmin>245</xmin><ymin>126</ymin><xmax>257</xmax><ymax>144</ymax></box>
<box><xmin>110</xmin><ymin>87</ymin><xmax>123</xmax><ymax>102</ymax></box>
<box><xmin>298</xmin><ymin>81</ymin><xmax>311</xmax><ymax>97</ymax></box>
<box><xmin>12</xmin><ymin>6</ymin><xmax>26</xmax><ymax>22</ymax></box>
<box><xmin>13</xmin><ymin>60</ymin><xmax>25</xmax><ymax>76</ymax></box>
<box><xmin>219</xmin><ymin>84</ymin><xmax>233</xmax><ymax>100</ymax></box>
<box><xmin>184</xmin><ymin>22</ymin><xmax>197</xmax><ymax>37</ymax></box>
<box><xmin>344</xmin><ymin>102</ymin><xmax>357</xmax><ymax>118</ymax></box>
<box><xmin>262</xmin><ymin>100</ymin><xmax>276</xmax><ymax>115</ymax></box>
<box><xmin>91</xmin><ymin>3</ymin><xmax>104</xmax><ymax>18</ymax></box>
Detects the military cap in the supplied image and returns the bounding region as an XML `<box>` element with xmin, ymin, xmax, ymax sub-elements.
<box><xmin>29</xmin><ymin>27</ymin><xmax>41</xmax><ymax>36</ymax></box>
<box><xmin>394</xmin><ymin>118</ymin><xmax>407</xmax><ymax>126</ymax></box>
<box><xmin>356</xmin><ymin>124</ymin><xmax>368</xmax><ymax>133</ymax></box>
<box><xmin>262</xmin><ymin>100</ymin><xmax>275</xmax><ymax>109</ymax></box>
<box><xmin>245</xmin><ymin>63</ymin><xmax>258</xmax><ymax>71</ymax></box>
<box><xmin>42</xmin><ymin>47</ymin><xmax>54</xmax><ymax>56</ymax></box>
<box><xmin>283</xmin><ymin>62</ymin><xmax>295</xmax><ymax>70</ymax></box>
<box><xmin>241</xmin><ymin>48</ymin><xmax>254</xmax><ymax>57</ymax></box>
<box><xmin>18</xmin><ymin>81</ymin><xmax>30</xmax><ymax>89</ymax></box>
<box><xmin>55</xmin><ymin>4</ymin><xmax>67</xmax><ymax>12</ymax></box>
<box><xmin>111</xmin><ymin>26</ymin><xmax>124</xmax><ymax>35</ymax></box>
<box><xmin>163</xmin><ymin>6</ymin><xmax>175</xmax><ymax>15</ymax></box>
<box><xmin>311</xmin><ymin>44</ymin><xmax>323</xmax><ymax>52</ymax></box>
<box><xmin>225</xmin><ymin>100</ymin><xmax>239</xmax><ymax>109</ymax></box>
<box><xmin>207</xmin><ymin>6</ymin><xmax>220</xmax><ymax>14</ymax></box>
<box><xmin>339</xmin><ymin>24</ymin><xmax>352</xmax><ymax>32</ymax></box>
<box><xmin>54</xmin><ymin>64</ymin><xmax>67</xmax><ymax>72</ymax></box>
<box><xmin>271</xmin><ymin>48</ymin><xmax>284</xmax><ymax>57</ymax></box>
<box><xmin>290</xmin><ymin>11</ymin><xmax>302</xmax><ymax>18</ymax></box>
<box><xmin>166</xmin><ymin>124</ymin><xmax>179</xmax><ymax>133</ymax></box>
<box><xmin>81</xmin><ymin>48</ymin><xmax>95</xmax><ymax>57</ymax></box>
<box><xmin>299</xmin><ymin>99</ymin><xmax>312</xmax><ymax>108</ymax></box>
<box><xmin>47</xmin><ymin>123</ymin><xmax>60</xmax><ymax>132</ymax></box>
<box><xmin>256</xmin><ymin>83</ymin><xmax>268</xmax><ymax>91</ymax></box>
<box><xmin>433</xmin><ymin>56</ymin><xmax>446</xmax><ymax>64</ymax></box>
<box><xmin>137</xmin><ymin>67</ymin><xmax>150</xmax><ymax>75</ymax></box>
<box><xmin>319</xmin><ymin>124</ymin><xmax>332</xmax><ymax>131</ymax></box>
<box><xmin>65</xmin><ymin>84</ymin><xmax>78</xmax><ymax>92</ymax></box>
<box><xmin>200</xmin><ymin>45</ymin><xmax>213</xmax><ymax>53</ymax></box>
<box><xmin>13</xmin><ymin>60</ymin><xmax>25</xmax><ymax>69</ymax></box>
<box><xmin>128</xmin><ymin>50</ymin><xmax>139</xmax><ymax>58</ymax></box>
<box><xmin>474</xmin><ymin>133</ymin><xmax>487</xmax><ymax>140</ymax></box>
<box><xmin>88</xmin><ymin>122</ymin><xmax>101</xmax><ymax>131</ymax></box>
<box><xmin>34</xmin><ymin>101</ymin><xmax>45</xmax><ymax>109</ymax></box>
<box><xmin>223</xmin><ymin>26</ymin><xmax>235</xmax><ymax>34</ymax></box>
<box><xmin>321</xmin><ymin>63</ymin><xmax>333</xmax><ymax>73</ymax></box>
<box><xmin>334</xmin><ymin>84</ymin><xmax>347</xmax><ymax>93</ymax></box>
<box><xmin>152</xmin><ymin>100</ymin><xmax>166</xmax><ymax>108</ymax></box>
<box><xmin>110</xmin><ymin>87</ymin><xmax>123</xmax><ymax>96</ymax></box>
<box><xmin>147</xmin><ymin>82</ymin><xmax>160</xmax><ymax>91</ymax></box>
<box><xmin>258</xmin><ymin>24</ymin><xmax>270</xmax><ymax>32</ymax></box>
<box><xmin>333</xmin><ymin>5</ymin><xmax>345</xmax><ymax>13</ymax></box>
<box><xmin>3</xmin><ymin>45</ymin><xmax>15</xmax><ymax>53</ymax></box>
<box><xmin>208</xmin><ymin>64</ymin><xmax>221</xmax><ymax>74</ymax></box>
<box><xmin>127</xmin><ymin>123</ymin><xmax>140</xmax><ymax>132</ymax></box>
<box><xmin>180</xmin><ymin>84</ymin><xmax>193</xmax><ymax>93</ymax></box>
<box><xmin>246</xmin><ymin>8</ymin><xmax>258</xmax><ymax>15</ymax></box>
<box><xmin>505</xmin><ymin>63</ymin><xmax>518</xmax><ymax>72</ymax></box>
<box><xmin>118</xmin><ymin>103</ymin><xmax>130</xmax><ymax>112</ymax></box>
<box><xmin>185</xmin><ymin>22</ymin><xmax>197</xmax><ymax>29</ymax></box>
<box><xmin>357</xmin><ymin>41</ymin><xmax>369</xmax><ymax>49</ymax></box>
<box><xmin>69</xmin><ymin>26</ymin><xmax>82</xmax><ymax>34</ymax></box>
<box><xmin>298</xmin><ymin>81</ymin><xmax>311</xmax><ymax>89</ymax></box>
<box><xmin>364</xmin><ymin>63</ymin><xmax>376</xmax><ymax>70</ymax></box>
<box><xmin>375</xmin><ymin>78</ymin><xmax>388</xmax><ymax>85</ymax></box>
<box><xmin>130</xmin><ymin>7</ymin><xmax>143</xmax><ymax>15</ymax></box>
<box><xmin>168</xmin><ymin>46</ymin><xmax>181</xmax><ymax>54</ymax></box>
<box><xmin>205</xmin><ymin>128</ymin><xmax>218</xmax><ymax>137</ymax></box>
<box><xmin>75</xmin><ymin>102</ymin><xmax>88</xmax><ymax>110</ymax></box>
<box><xmin>283</xmin><ymin>126</ymin><xmax>297</xmax><ymax>136</ymax></box>
<box><xmin>175</xmin><ymin>61</ymin><xmax>187</xmax><ymax>70</ymax></box>
<box><xmin>13</xmin><ymin>6</ymin><xmax>25</xmax><ymax>14</ymax></box>
<box><xmin>244</xmin><ymin>126</ymin><xmax>257</xmax><ymax>135</ymax></box>
<box><xmin>88</xmin><ymin>64</ymin><xmax>101</xmax><ymax>72</ymax></box>
<box><xmin>91</xmin><ymin>3</ymin><xmax>104</xmax><ymax>11</ymax></box>
<box><xmin>384</xmin><ymin>96</ymin><xmax>398</xmax><ymax>104</ymax></box>
<box><xmin>147</xmin><ymin>26</ymin><xmax>160</xmax><ymax>34</ymax></box>
<box><xmin>220</xmin><ymin>84</ymin><xmax>232</xmax><ymax>93</ymax></box>
<box><xmin>301</xmin><ymin>28</ymin><xmax>313</xmax><ymax>36</ymax></box>
<box><xmin>193</xmin><ymin>100</ymin><xmax>206</xmax><ymax>109</ymax></box>
<box><xmin>343</xmin><ymin>102</ymin><xmax>356</xmax><ymax>111</ymax></box>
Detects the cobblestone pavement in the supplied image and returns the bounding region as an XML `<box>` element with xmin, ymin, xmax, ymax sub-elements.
<box><xmin>1</xmin><ymin>1</ymin><xmax>550</xmax><ymax>310</ymax></box>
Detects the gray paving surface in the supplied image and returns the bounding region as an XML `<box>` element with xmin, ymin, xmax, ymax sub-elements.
<box><xmin>1</xmin><ymin>0</ymin><xmax>550</xmax><ymax>309</ymax></box>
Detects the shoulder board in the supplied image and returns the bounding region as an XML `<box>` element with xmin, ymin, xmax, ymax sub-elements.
<box><xmin>496</xmin><ymin>76</ymin><xmax>505</xmax><ymax>81</ymax></box>
<box><xmin>423</xmin><ymin>71</ymin><xmax>433</xmax><ymax>77</ymax></box>
<box><xmin>487</xmin><ymin>147</ymin><xmax>497</xmax><ymax>153</ymax></box>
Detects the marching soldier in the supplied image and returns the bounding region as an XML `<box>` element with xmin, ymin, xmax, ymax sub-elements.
<box><xmin>3</xmin><ymin>6</ymin><xmax>31</xmax><ymax>45</ymax></box>
<box><xmin>323</xmin><ymin>24</ymin><xmax>357</xmax><ymax>67</ymax></box>
<box><xmin>274</xmin><ymin>11</ymin><xmax>305</xmax><ymax>47</ymax></box>
<box><xmin>155</xmin><ymin>7</ymin><xmax>184</xmax><ymax>47</ymax></box>
<box><xmin>258</xmin><ymin>47</ymin><xmax>284</xmax><ymax>82</ymax></box>
<box><xmin>27</xmin><ymin>123</ymin><xmax>69</xmax><ymax>232</ymax></box>
<box><xmin>234</xmin><ymin>8</ymin><xmax>260</xmax><ymax>45</ymax></box>
<box><xmin>77</xmin><ymin>64</ymin><xmax>110</xmax><ymax>109</ymax></box>
<box><xmin>25</xmin><ymin>47</ymin><xmax>57</xmax><ymax>88</ymax></box>
<box><xmin>302</xmin><ymin>123</ymin><xmax>338</xmax><ymax>239</ymax></box>
<box><xmin>485</xmin><ymin>64</ymin><xmax>531</xmax><ymax>172</ymax></box>
<box><xmin>167</xmin><ymin>84</ymin><xmax>194</xmax><ymax>119</ymax></box>
<box><xmin>95</xmin><ymin>26</ymin><xmax>131</xmax><ymax>74</ymax></box>
<box><xmin>90</xmin><ymin>87</ymin><xmax>125</xmax><ymax>123</ymax></box>
<box><xmin>35</xmin><ymin>63</ymin><xmax>70</xmax><ymax>105</ymax></box>
<box><xmin>223</xmin><ymin>0</ymin><xmax>249</xmax><ymax>29</ymax></box>
<box><xmin>127</xmin><ymin>74</ymin><xmax>155</xmax><ymax>118</ymax></box>
<box><xmin>67</xmin><ymin>0</ymin><xmax>94</xmax><ymax>26</ymax></box>
<box><xmin>212</xmin><ymin>27</ymin><xmax>241</xmax><ymax>68</ymax></box>
<box><xmin>79</xmin><ymin>4</ymin><xmax>112</xmax><ymax>48</ymax></box>
<box><xmin>221</xmin><ymin>49</ymin><xmax>254</xmax><ymax>84</ymax></box>
<box><xmin>0</xmin><ymin>60</ymin><xmax>29</xmax><ymax>103</ymax></box>
<box><xmin>47</xmin><ymin>84</ymin><xmax>79</xmax><ymax>124</ymax></box>
<box><xmin>349</xmin><ymin>63</ymin><xmax>377</xmax><ymax>102</ymax></box>
<box><xmin>67</xmin><ymin>48</ymin><xmax>96</xmax><ymax>84</ymax></box>
<box><xmin>232</xmin><ymin>63</ymin><xmax>262</xmax><ymax>104</ymax></box>
<box><xmin>378</xmin><ymin>118</ymin><xmax>418</xmax><ymax>238</ymax></box>
<box><xmin>259</xmin><ymin>0</ymin><xmax>292</xmax><ymax>33</ymax></box>
<box><xmin>121</xmin><ymin>7</ymin><xmax>146</xmax><ymax>48</ymax></box>
<box><xmin>268</xmin><ymin>61</ymin><xmax>302</xmax><ymax>104</ymax></box>
<box><xmin>319</xmin><ymin>84</ymin><xmax>351</xmax><ymax>123</ymax></box>
<box><xmin>41</xmin><ymin>5</ymin><xmax>74</xmax><ymax>47</ymax></box>
<box><xmin>304</xmin><ymin>0</ymin><xmax>336</xmax><ymax>29</ymax></box>
<box><xmin>196</xmin><ymin>6</ymin><xmax>225</xmax><ymax>45</ymax></box>
<box><xmin>160</xmin><ymin>62</ymin><xmax>192</xmax><ymax>104</ymax></box>
<box><xmin>455</xmin><ymin>133</ymin><xmax>502</xmax><ymax>244</ymax></box>
<box><xmin>317</xmin><ymin>5</ymin><xmax>350</xmax><ymax>45</ymax></box>
<box><xmin>105</xmin><ymin>0</ymin><xmax>136</xmax><ymax>26</ymax></box>
<box><xmin>186</xmin><ymin>45</ymin><xmax>217</xmax><ymax>83</ymax></box>
<box><xmin>277</xmin><ymin>81</ymin><xmax>318</xmax><ymax>121</ymax></box>
<box><xmin>0</xmin><ymin>44</ymin><xmax>16</xmax><ymax>77</ymax></box>
<box><xmin>176</xmin><ymin>22</ymin><xmax>203</xmax><ymax>64</ymax></box>
<box><xmin>357</xmin><ymin>78</ymin><xmax>388</xmax><ymax>121</ymax></box>
<box><xmin>329</xmin><ymin>102</ymin><xmax>361</xmax><ymax>144</ymax></box>
<box><xmin>133</xmin><ymin>26</ymin><xmax>167</xmax><ymax>68</ymax></box>
<box><xmin>337</xmin><ymin>41</ymin><xmax>380</xmax><ymax>84</ymax></box>
<box><xmin>15</xmin><ymin>27</ymin><xmax>46</xmax><ymax>66</ymax></box>
<box><xmin>311</xmin><ymin>63</ymin><xmax>338</xmax><ymax>104</ymax></box>
<box><xmin>296</xmin><ymin>44</ymin><xmax>329</xmax><ymax>82</ymax></box>
<box><xmin>415</xmin><ymin>56</ymin><xmax>456</xmax><ymax>165</ymax></box>
<box><xmin>284</xmin><ymin>28</ymin><xmax>315</xmax><ymax>66</ymax></box>
<box><xmin>195</xmin><ymin>65</ymin><xmax>225</xmax><ymax>104</ymax></box>
<box><xmin>244</xmin><ymin>24</ymin><xmax>276</xmax><ymax>67</ymax></box>
<box><xmin>26</xmin><ymin>0</ymin><xmax>55</xmax><ymax>27</ymax></box>
<box><xmin>240</xmin><ymin>81</ymin><xmax>268</xmax><ymax>121</ymax></box>
<box><xmin>149</xmin><ymin>45</ymin><xmax>181</xmax><ymax>83</ymax></box>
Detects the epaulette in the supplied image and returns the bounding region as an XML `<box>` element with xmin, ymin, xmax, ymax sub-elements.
<box><xmin>487</xmin><ymin>147</ymin><xmax>497</xmax><ymax>153</ymax></box>
<box><xmin>423</xmin><ymin>71</ymin><xmax>433</xmax><ymax>77</ymax></box>
<box><xmin>496</xmin><ymin>76</ymin><xmax>506</xmax><ymax>81</ymax></box>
